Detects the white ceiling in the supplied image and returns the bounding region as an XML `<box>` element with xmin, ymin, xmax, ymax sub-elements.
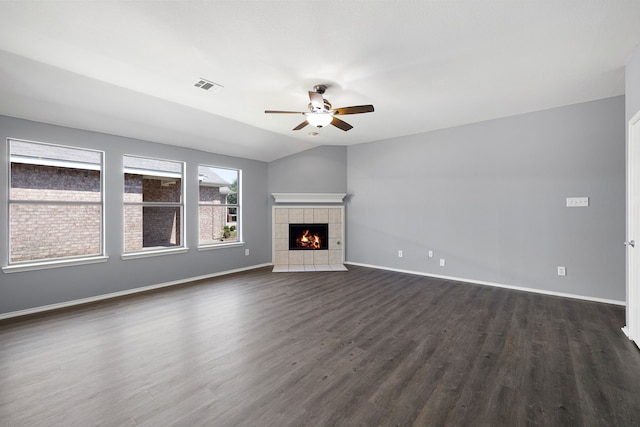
<box><xmin>1</xmin><ymin>1</ymin><xmax>639</xmax><ymax>162</ymax></box>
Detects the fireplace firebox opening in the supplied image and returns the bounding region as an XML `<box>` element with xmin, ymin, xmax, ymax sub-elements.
<box><xmin>289</xmin><ymin>224</ymin><xmax>328</xmax><ymax>250</ymax></box>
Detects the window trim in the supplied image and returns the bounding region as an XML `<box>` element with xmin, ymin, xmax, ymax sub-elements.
<box><xmin>198</xmin><ymin>241</ymin><xmax>245</xmax><ymax>251</ymax></box>
<box><xmin>198</xmin><ymin>165</ymin><xmax>242</xmax><ymax>248</ymax></box>
<box><xmin>3</xmin><ymin>255</ymin><xmax>109</xmax><ymax>274</ymax></box>
<box><xmin>122</xmin><ymin>154</ymin><xmax>186</xmax><ymax>257</ymax></box>
<box><xmin>121</xmin><ymin>247</ymin><xmax>188</xmax><ymax>260</ymax></box>
<box><xmin>6</xmin><ymin>138</ymin><xmax>106</xmax><ymax>269</ymax></box>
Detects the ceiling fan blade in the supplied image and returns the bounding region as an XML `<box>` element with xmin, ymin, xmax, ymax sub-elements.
<box><xmin>331</xmin><ymin>117</ymin><xmax>353</xmax><ymax>131</ymax></box>
<box><xmin>265</xmin><ymin>110</ymin><xmax>306</xmax><ymax>114</ymax></box>
<box><xmin>293</xmin><ymin>120</ymin><xmax>309</xmax><ymax>131</ymax></box>
<box><xmin>333</xmin><ymin>105</ymin><xmax>375</xmax><ymax>115</ymax></box>
<box><xmin>308</xmin><ymin>91</ymin><xmax>324</xmax><ymax>110</ymax></box>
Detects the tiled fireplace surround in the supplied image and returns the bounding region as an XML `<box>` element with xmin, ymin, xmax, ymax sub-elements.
<box><xmin>272</xmin><ymin>205</ymin><xmax>346</xmax><ymax>272</ymax></box>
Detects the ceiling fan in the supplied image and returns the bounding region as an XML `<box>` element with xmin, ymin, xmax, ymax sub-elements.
<box><xmin>265</xmin><ymin>84</ymin><xmax>374</xmax><ymax>131</ymax></box>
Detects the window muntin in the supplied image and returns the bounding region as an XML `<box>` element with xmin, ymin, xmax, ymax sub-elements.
<box><xmin>8</xmin><ymin>139</ymin><xmax>104</xmax><ymax>264</ymax></box>
<box><xmin>198</xmin><ymin>165</ymin><xmax>240</xmax><ymax>246</ymax></box>
<box><xmin>123</xmin><ymin>155</ymin><xmax>185</xmax><ymax>253</ymax></box>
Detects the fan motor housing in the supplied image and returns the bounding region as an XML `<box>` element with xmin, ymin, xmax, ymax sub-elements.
<box><xmin>308</xmin><ymin>99</ymin><xmax>332</xmax><ymax>113</ymax></box>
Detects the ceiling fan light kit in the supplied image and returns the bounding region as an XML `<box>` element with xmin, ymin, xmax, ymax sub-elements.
<box><xmin>265</xmin><ymin>85</ymin><xmax>374</xmax><ymax>132</ymax></box>
<box><xmin>306</xmin><ymin>113</ymin><xmax>333</xmax><ymax>127</ymax></box>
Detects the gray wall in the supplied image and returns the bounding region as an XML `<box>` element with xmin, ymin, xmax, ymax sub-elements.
<box><xmin>266</xmin><ymin>145</ymin><xmax>348</xmax><ymax>258</ymax></box>
<box><xmin>627</xmin><ymin>42</ymin><xmax>640</xmax><ymax>125</ymax></box>
<box><xmin>347</xmin><ymin>96</ymin><xmax>626</xmax><ymax>302</ymax></box>
<box><xmin>267</xmin><ymin>145</ymin><xmax>347</xmax><ymax>194</ymax></box>
<box><xmin>0</xmin><ymin>93</ymin><xmax>628</xmax><ymax>315</ymax></box>
<box><xmin>0</xmin><ymin>116</ymin><xmax>271</xmax><ymax>315</ymax></box>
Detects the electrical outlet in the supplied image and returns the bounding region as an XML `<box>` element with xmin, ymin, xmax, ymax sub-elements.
<box><xmin>439</xmin><ymin>259</ymin><xmax>445</xmax><ymax>267</ymax></box>
<box><xmin>245</xmin><ymin>249</ymin><xmax>250</xmax><ymax>256</ymax></box>
<box><xmin>398</xmin><ymin>250</ymin><xmax>403</xmax><ymax>258</ymax></box>
<box><xmin>428</xmin><ymin>250</ymin><xmax>433</xmax><ymax>258</ymax></box>
<box><xmin>557</xmin><ymin>266</ymin><xmax>566</xmax><ymax>276</ymax></box>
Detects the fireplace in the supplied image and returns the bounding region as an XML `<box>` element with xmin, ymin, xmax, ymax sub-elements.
<box><xmin>272</xmin><ymin>203</ymin><xmax>346</xmax><ymax>272</ymax></box>
<box><xmin>289</xmin><ymin>224</ymin><xmax>328</xmax><ymax>250</ymax></box>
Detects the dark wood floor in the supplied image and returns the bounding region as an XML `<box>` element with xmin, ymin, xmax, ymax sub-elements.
<box><xmin>1</xmin><ymin>265</ymin><xmax>640</xmax><ymax>426</ymax></box>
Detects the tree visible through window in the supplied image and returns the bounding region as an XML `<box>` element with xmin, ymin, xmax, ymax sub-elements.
<box><xmin>199</xmin><ymin>165</ymin><xmax>240</xmax><ymax>245</ymax></box>
<box><xmin>123</xmin><ymin>155</ymin><xmax>184</xmax><ymax>253</ymax></box>
<box><xmin>8</xmin><ymin>139</ymin><xmax>104</xmax><ymax>264</ymax></box>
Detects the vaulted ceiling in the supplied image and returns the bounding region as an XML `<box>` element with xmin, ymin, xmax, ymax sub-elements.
<box><xmin>1</xmin><ymin>1</ymin><xmax>639</xmax><ymax>162</ymax></box>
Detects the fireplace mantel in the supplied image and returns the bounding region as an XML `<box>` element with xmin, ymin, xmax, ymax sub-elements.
<box><xmin>271</xmin><ymin>193</ymin><xmax>346</xmax><ymax>204</ymax></box>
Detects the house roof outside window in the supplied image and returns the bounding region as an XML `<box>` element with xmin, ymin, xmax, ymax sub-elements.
<box><xmin>11</xmin><ymin>140</ymin><xmax>236</xmax><ymax>194</ymax></box>
<box><xmin>10</xmin><ymin>139</ymin><xmax>101</xmax><ymax>170</ymax></box>
<box><xmin>199</xmin><ymin>166</ymin><xmax>235</xmax><ymax>195</ymax></box>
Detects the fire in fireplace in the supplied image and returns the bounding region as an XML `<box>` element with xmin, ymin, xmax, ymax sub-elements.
<box><xmin>289</xmin><ymin>224</ymin><xmax>328</xmax><ymax>250</ymax></box>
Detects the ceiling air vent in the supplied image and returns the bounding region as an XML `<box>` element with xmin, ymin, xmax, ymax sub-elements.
<box><xmin>194</xmin><ymin>78</ymin><xmax>223</xmax><ymax>93</ymax></box>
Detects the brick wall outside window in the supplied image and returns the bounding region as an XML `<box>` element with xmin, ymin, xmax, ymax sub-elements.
<box><xmin>9</xmin><ymin>164</ymin><xmax>101</xmax><ymax>263</ymax></box>
<box><xmin>199</xmin><ymin>186</ymin><xmax>226</xmax><ymax>242</ymax></box>
<box><xmin>124</xmin><ymin>174</ymin><xmax>143</xmax><ymax>252</ymax></box>
<box><xmin>124</xmin><ymin>173</ymin><xmax>182</xmax><ymax>252</ymax></box>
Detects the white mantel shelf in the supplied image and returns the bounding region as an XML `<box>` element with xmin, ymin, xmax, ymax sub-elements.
<box><xmin>271</xmin><ymin>193</ymin><xmax>347</xmax><ymax>204</ymax></box>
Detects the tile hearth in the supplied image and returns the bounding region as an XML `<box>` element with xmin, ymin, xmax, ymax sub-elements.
<box><xmin>272</xmin><ymin>206</ymin><xmax>346</xmax><ymax>272</ymax></box>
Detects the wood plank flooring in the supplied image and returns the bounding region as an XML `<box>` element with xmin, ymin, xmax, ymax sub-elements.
<box><xmin>1</xmin><ymin>265</ymin><xmax>640</xmax><ymax>426</ymax></box>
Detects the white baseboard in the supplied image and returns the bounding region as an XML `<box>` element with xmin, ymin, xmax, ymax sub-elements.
<box><xmin>345</xmin><ymin>261</ymin><xmax>626</xmax><ymax>306</ymax></box>
<box><xmin>2</xmin><ymin>261</ymin><xmax>625</xmax><ymax>321</ymax></box>
<box><xmin>0</xmin><ymin>263</ymin><xmax>272</xmax><ymax>321</ymax></box>
<box><xmin>622</xmin><ymin>326</ymin><xmax>640</xmax><ymax>350</ymax></box>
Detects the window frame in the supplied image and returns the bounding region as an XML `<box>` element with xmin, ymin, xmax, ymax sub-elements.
<box><xmin>121</xmin><ymin>154</ymin><xmax>187</xmax><ymax>259</ymax></box>
<box><xmin>3</xmin><ymin>138</ymin><xmax>108</xmax><ymax>273</ymax></box>
<box><xmin>198</xmin><ymin>165</ymin><xmax>242</xmax><ymax>250</ymax></box>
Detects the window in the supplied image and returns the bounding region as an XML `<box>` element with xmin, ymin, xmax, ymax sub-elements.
<box><xmin>198</xmin><ymin>165</ymin><xmax>240</xmax><ymax>246</ymax></box>
<box><xmin>123</xmin><ymin>155</ymin><xmax>185</xmax><ymax>254</ymax></box>
<box><xmin>7</xmin><ymin>139</ymin><xmax>104</xmax><ymax>265</ymax></box>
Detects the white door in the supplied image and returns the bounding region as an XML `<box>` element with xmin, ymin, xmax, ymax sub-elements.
<box><xmin>626</xmin><ymin>110</ymin><xmax>640</xmax><ymax>347</ymax></box>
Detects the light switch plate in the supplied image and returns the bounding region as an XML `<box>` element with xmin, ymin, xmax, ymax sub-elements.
<box><xmin>566</xmin><ymin>197</ymin><xmax>589</xmax><ymax>207</ymax></box>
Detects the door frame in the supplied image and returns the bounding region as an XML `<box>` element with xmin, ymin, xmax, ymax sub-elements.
<box><xmin>625</xmin><ymin>109</ymin><xmax>640</xmax><ymax>347</ymax></box>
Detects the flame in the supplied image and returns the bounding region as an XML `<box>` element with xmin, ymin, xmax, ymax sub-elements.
<box><xmin>296</xmin><ymin>229</ymin><xmax>322</xmax><ymax>249</ymax></box>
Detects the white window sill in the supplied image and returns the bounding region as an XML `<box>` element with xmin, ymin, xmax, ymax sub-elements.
<box><xmin>121</xmin><ymin>247</ymin><xmax>189</xmax><ymax>260</ymax></box>
<box><xmin>198</xmin><ymin>241</ymin><xmax>245</xmax><ymax>251</ymax></box>
<box><xmin>3</xmin><ymin>255</ymin><xmax>109</xmax><ymax>274</ymax></box>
